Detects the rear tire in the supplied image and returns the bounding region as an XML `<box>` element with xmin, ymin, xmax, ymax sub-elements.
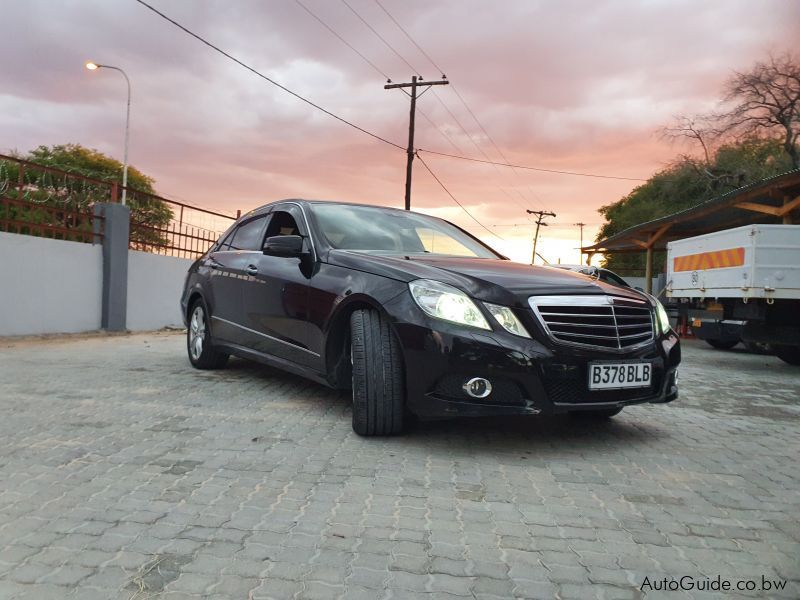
<box><xmin>705</xmin><ymin>338</ymin><xmax>739</xmax><ymax>350</ymax></box>
<box><xmin>570</xmin><ymin>408</ymin><xmax>623</xmax><ymax>419</ymax></box>
<box><xmin>774</xmin><ymin>345</ymin><xmax>800</xmax><ymax>366</ymax></box>
<box><xmin>350</xmin><ymin>309</ymin><xmax>405</xmax><ymax>436</ymax></box>
<box><xmin>187</xmin><ymin>299</ymin><xmax>229</xmax><ymax>370</ymax></box>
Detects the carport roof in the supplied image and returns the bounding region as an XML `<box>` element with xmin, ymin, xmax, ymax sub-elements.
<box><xmin>583</xmin><ymin>169</ymin><xmax>800</xmax><ymax>254</ymax></box>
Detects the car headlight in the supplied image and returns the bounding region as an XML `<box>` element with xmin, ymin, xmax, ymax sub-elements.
<box><xmin>484</xmin><ymin>302</ymin><xmax>530</xmax><ymax>338</ymax></box>
<box><xmin>409</xmin><ymin>280</ymin><xmax>491</xmax><ymax>330</ymax></box>
<box><xmin>655</xmin><ymin>300</ymin><xmax>671</xmax><ymax>334</ymax></box>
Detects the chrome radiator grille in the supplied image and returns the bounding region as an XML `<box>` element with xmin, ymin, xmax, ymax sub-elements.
<box><xmin>528</xmin><ymin>295</ymin><xmax>654</xmax><ymax>350</ymax></box>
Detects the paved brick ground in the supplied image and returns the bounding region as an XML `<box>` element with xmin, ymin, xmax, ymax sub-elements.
<box><xmin>0</xmin><ymin>332</ymin><xmax>798</xmax><ymax>599</ymax></box>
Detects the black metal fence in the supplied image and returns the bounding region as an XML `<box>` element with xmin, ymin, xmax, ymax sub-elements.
<box><xmin>0</xmin><ymin>153</ymin><xmax>237</xmax><ymax>258</ymax></box>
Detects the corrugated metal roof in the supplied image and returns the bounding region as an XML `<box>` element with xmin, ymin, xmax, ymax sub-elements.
<box><xmin>584</xmin><ymin>169</ymin><xmax>800</xmax><ymax>253</ymax></box>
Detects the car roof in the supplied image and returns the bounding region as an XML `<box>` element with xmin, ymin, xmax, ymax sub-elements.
<box><xmin>244</xmin><ymin>199</ymin><xmax>452</xmax><ymax>222</ymax></box>
<box><xmin>252</xmin><ymin>199</ymin><xmax>414</xmax><ymax>211</ymax></box>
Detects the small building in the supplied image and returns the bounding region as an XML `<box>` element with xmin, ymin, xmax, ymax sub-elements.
<box><xmin>582</xmin><ymin>170</ymin><xmax>800</xmax><ymax>293</ymax></box>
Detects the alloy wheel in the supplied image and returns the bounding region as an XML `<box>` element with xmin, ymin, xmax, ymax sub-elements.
<box><xmin>189</xmin><ymin>305</ymin><xmax>206</xmax><ymax>360</ymax></box>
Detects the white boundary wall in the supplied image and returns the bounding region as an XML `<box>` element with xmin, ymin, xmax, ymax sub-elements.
<box><xmin>0</xmin><ymin>232</ymin><xmax>103</xmax><ymax>336</ymax></box>
<box><xmin>0</xmin><ymin>232</ymin><xmax>194</xmax><ymax>336</ymax></box>
<box><xmin>127</xmin><ymin>250</ymin><xmax>192</xmax><ymax>331</ymax></box>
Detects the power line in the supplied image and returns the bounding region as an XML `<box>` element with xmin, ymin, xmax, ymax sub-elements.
<box><xmin>449</xmin><ymin>85</ymin><xmax>543</xmax><ymax>207</ymax></box>
<box><xmin>427</xmin><ymin>87</ymin><xmax>536</xmax><ymax>210</ymax></box>
<box><xmin>294</xmin><ymin>0</ymin><xmax>389</xmax><ymax>80</ymax></box>
<box><xmin>291</xmin><ymin>0</ymin><xmax>464</xmax><ymax>157</ymax></box>
<box><xmin>428</xmin><ymin>88</ymin><xmax>535</xmax><ymax>212</ymax></box>
<box><xmin>417</xmin><ymin>109</ymin><xmax>469</xmax><ymax>154</ymax></box>
<box><xmin>415</xmin><ymin>151</ymin><xmax>503</xmax><ymax>241</ymax></box>
<box><xmin>417</xmin><ymin>148</ymin><xmax>648</xmax><ymax>181</ymax></box>
<box><xmin>134</xmin><ymin>0</ymin><xmax>405</xmax><ymax>151</ymax></box>
<box><xmin>288</xmin><ymin>0</ymin><xmax>513</xmax><ymax>234</ymax></box>
<box><xmin>340</xmin><ymin>0</ymin><xmax>417</xmax><ymax>74</ymax></box>
<box><xmin>339</xmin><ymin>0</ymin><xmax>532</xmax><ymax>212</ymax></box>
<box><xmin>367</xmin><ymin>1</ymin><xmax>537</xmax><ymax>211</ymax></box>
<box><xmin>374</xmin><ymin>0</ymin><xmax>445</xmax><ymax>76</ymax></box>
<box><xmin>370</xmin><ymin>2</ymin><xmax>637</xmax><ymax>194</ymax></box>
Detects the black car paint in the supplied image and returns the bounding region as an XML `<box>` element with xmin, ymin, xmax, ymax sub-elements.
<box><xmin>181</xmin><ymin>200</ymin><xmax>680</xmax><ymax>418</ymax></box>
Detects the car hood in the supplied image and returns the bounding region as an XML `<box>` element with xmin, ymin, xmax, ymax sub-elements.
<box><xmin>327</xmin><ymin>251</ymin><xmax>648</xmax><ymax>307</ymax></box>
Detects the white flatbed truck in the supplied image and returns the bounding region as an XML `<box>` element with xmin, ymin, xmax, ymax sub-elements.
<box><xmin>666</xmin><ymin>224</ymin><xmax>800</xmax><ymax>365</ymax></box>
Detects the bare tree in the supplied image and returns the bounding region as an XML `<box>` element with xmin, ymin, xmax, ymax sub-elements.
<box><xmin>661</xmin><ymin>115</ymin><xmax>715</xmax><ymax>165</ymax></box>
<box><xmin>661</xmin><ymin>116</ymin><xmax>746</xmax><ymax>191</ymax></box>
<box><xmin>716</xmin><ymin>53</ymin><xmax>800</xmax><ymax>168</ymax></box>
<box><xmin>665</xmin><ymin>53</ymin><xmax>800</xmax><ymax>170</ymax></box>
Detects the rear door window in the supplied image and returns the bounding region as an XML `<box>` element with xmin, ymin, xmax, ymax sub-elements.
<box><xmin>226</xmin><ymin>215</ymin><xmax>268</xmax><ymax>251</ymax></box>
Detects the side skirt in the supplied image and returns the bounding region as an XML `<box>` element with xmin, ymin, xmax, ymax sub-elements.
<box><xmin>216</xmin><ymin>342</ymin><xmax>333</xmax><ymax>388</ymax></box>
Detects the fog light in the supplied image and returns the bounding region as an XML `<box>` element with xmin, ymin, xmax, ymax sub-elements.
<box><xmin>463</xmin><ymin>377</ymin><xmax>492</xmax><ymax>399</ymax></box>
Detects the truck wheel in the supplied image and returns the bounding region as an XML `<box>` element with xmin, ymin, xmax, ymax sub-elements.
<box><xmin>745</xmin><ymin>342</ymin><xmax>772</xmax><ymax>355</ymax></box>
<box><xmin>774</xmin><ymin>346</ymin><xmax>800</xmax><ymax>366</ymax></box>
<box><xmin>350</xmin><ymin>309</ymin><xmax>405</xmax><ymax>436</ymax></box>
<box><xmin>706</xmin><ymin>339</ymin><xmax>739</xmax><ymax>350</ymax></box>
<box><xmin>187</xmin><ymin>299</ymin><xmax>229</xmax><ymax>369</ymax></box>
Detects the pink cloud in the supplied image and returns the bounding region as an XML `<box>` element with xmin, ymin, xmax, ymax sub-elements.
<box><xmin>1</xmin><ymin>0</ymin><xmax>798</xmax><ymax>262</ymax></box>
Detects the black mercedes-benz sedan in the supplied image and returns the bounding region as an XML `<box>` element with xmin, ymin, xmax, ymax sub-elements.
<box><xmin>180</xmin><ymin>200</ymin><xmax>680</xmax><ymax>436</ymax></box>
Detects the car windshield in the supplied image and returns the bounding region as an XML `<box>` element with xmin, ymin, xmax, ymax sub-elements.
<box><xmin>310</xmin><ymin>203</ymin><xmax>501</xmax><ymax>259</ymax></box>
<box><xmin>600</xmin><ymin>271</ymin><xmax>630</xmax><ymax>287</ymax></box>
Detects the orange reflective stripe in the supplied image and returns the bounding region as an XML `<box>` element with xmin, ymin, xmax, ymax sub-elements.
<box><xmin>673</xmin><ymin>247</ymin><xmax>745</xmax><ymax>272</ymax></box>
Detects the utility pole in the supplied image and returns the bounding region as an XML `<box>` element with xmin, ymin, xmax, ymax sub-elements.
<box><xmin>574</xmin><ymin>222</ymin><xmax>586</xmax><ymax>264</ymax></box>
<box><xmin>526</xmin><ymin>210</ymin><xmax>556</xmax><ymax>265</ymax></box>
<box><xmin>385</xmin><ymin>75</ymin><xmax>449</xmax><ymax>210</ymax></box>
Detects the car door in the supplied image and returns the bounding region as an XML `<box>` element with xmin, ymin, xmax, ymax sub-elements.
<box><xmin>204</xmin><ymin>214</ymin><xmax>268</xmax><ymax>345</ymax></box>
<box><xmin>240</xmin><ymin>204</ymin><xmax>318</xmax><ymax>368</ymax></box>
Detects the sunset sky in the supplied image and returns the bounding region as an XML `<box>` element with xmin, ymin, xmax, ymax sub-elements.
<box><xmin>2</xmin><ymin>0</ymin><xmax>798</xmax><ymax>264</ymax></box>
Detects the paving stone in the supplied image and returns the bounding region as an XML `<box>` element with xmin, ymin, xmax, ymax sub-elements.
<box><xmin>511</xmin><ymin>578</ymin><xmax>559</xmax><ymax>598</ymax></box>
<box><xmin>347</xmin><ymin>566</ymin><xmax>389</xmax><ymax>589</ymax></box>
<box><xmin>0</xmin><ymin>335</ymin><xmax>797</xmax><ymax>600</ymax></box>
<box><xmin>7</xmin><ymin>562</ymin><xmax>56</xmax><ymax>584</ymax></box>
<box><xmin>428</xmin><ymin>572</ymin><xmax>475</xmax><ymax>595</ymax></box>
<box><xmin>471</xmin><ymin>576</ymin><xmax>516</xmax><ymax>597</ymax></box>
<box><xmin>251</xmin><ymin>577</ymin><xmax>305</xmax><ymax>599</ymax></box>
<box><xmin>390</xmin><ymin>553</ymin><xmax>429</xmax><ymax>575</ymax></box>
<box><xmin>39</xmin><ymin>564</ymin><xmax>94</xmax><ymax>586</ymax></box>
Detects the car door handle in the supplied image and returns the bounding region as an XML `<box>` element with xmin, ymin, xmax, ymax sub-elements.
<box><xmin>246</xmin><ymin>265</ymin><xmax>259</xmax><ymax>276</ymax></box>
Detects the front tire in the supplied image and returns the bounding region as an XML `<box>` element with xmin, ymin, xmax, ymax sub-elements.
<box><xmin>350</xmin><ymin>309</ymin><xmax>405</xmax><ymax>436</ymax></box>
<box><xmin>187</xmin><ymin>299</ymin><xmax>229</xmax><ymax>370</ymax></box>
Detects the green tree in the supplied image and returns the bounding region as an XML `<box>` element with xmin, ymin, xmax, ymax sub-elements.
<box><xmin>0</xmin><ymin>144</ymin><xmax>172</xmax><ymax>246</ymax></box>
<box><xmin>597</xmin><ymin>137</ymin><xmax>792</xmax><ymax>275</ymax></box>
<box><xmin>599</xmin><ymin>52</ymin><xmax>798</xmax><ymax>275</ymax></box>
<box><xmin>27</xmin><ymin>144</ymin><xmax>157</xmax><ymax>193</ymax></box>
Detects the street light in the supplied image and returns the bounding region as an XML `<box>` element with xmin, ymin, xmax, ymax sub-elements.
<box><xmin>85</xmin><ymin>61</ymin><xmax>131</xmax><ymax>206</ymax></box>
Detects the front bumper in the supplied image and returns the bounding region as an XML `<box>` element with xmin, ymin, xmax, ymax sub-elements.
<box><xmin>387</xmin><ymin>295</ymin><xmax>681</xmax><ymax>419</ymax></box>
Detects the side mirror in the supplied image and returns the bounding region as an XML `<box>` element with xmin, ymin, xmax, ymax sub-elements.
<box><xmin>263</xmin><ymin>235</ymin><xmax>304</xmax><ymax>256</ymax></box>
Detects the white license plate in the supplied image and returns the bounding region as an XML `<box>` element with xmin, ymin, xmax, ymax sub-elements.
<box><xmin>589</xmin><ymin>362</ymin><xmax>651</xmax><ymax>390</ymax></box>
